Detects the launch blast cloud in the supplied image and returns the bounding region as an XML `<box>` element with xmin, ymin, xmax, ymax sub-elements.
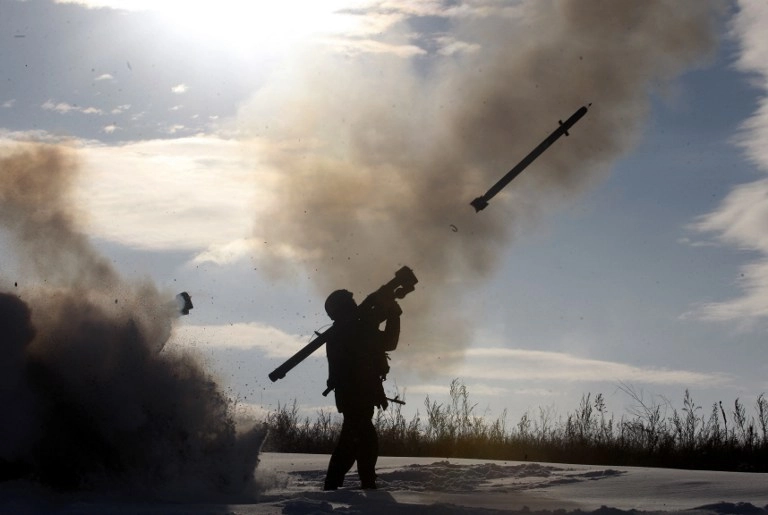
<box><xmin>246</xmin><ymin>0</ymin><xmax>724</xmax><ymax>374</ymax></box>
<box><xmin>0</xmin><ymin>144</ymin><xmax>265</xmax><ymax>496</ymax></box>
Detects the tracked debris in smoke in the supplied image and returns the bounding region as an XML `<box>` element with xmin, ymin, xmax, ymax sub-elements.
<box><xmin>0</xmin><ymin>143</ymin><xmax>266</xmax><ymax>495</ymax></box>
<box><xmin>247</xmin><ymin>0</ymin><xmax>724</xmax><ymax>374</ymax></box>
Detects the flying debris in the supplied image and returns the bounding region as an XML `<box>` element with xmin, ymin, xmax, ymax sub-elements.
<box><xmin>176</xmin><ymin>291</ymin><xmax>193</xmax><ymax>315</ymax></box>
<box><xmin>471</xmin><ymin>104</ymin><xmax>590</xmax><ymax>212</ymax></box>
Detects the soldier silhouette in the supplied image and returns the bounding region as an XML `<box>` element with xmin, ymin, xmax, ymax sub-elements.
<box><xmin>322</xmin><ymin>288</ymin><xmax>401</xmax><ymax>490</ymax></box>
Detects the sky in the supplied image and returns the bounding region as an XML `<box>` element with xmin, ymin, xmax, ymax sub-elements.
<box><xmin>2</xmin><ymin>0</ymin><xmax>768</xmax><ymax>428</ymax></box>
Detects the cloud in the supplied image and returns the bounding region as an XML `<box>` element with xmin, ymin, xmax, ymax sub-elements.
<box><xmin>42</xmin><ymin>99</ymin><xmax>103</xmax><ymax>115</ymax></box>
<box><xmin>319</xmin><ymin>3</ymin><xmax>495</xmax><ymax>57</ymax></box>
<box><xmin>687</xmin><ymin>0</ymin><xmax>768</xmax><ymax>322</ymax></box>
<box><xmin>0</xmin><ymin>129</ymin><xmax>74</xmax><ymax>144</ymax></box>
<box><xmin>438</xmin><ymin>347</ymin><xmax>731</xmax><ymax>387</ymax></box>
<box><xmin>731</xmin><ymin>0</ymin><xmax>768</xmax><ymax>83</ymax></box>
<box><xmin>323</xmin><ymin>37</ymin><xmax>427</xmax><ymax>57</ymax></box>
<box><xmin>164</xmin><ymin>124</ymin><xmax>188</xmax><ymax>135</ymax></box>
<box><xmin>683</xmin><ymin>258</ymin><xmax>768</xmax><ymax>321</ymax></box>
<box><xmin>168</xmin><ymin>322</ymin><xmax>308</xmax><ymax>359</ymax></box>
<box><xmin>171</xmin><ymin>83</ymin><xmax>189</xmax><ymax>94</ymax></box>
<box><xmin>509</xmin><ymin>387</ymin><xmax>560</xmax><ymax>397</ymax></box>
<box><xmin>94</xmin><ymin>73</ymin><xmax>115</xmax><ymax>81</ymax></box>
<box><xmin>2</xmin><ymin>99</ymin><xmax>15</xmax><ymax>108</ymax></box>
<box><xmin>191</xmin><ymin>238</ymin><xmax>256</xmax><ymax>265</ymax></box>
<box><xmin>677</xmin><ymin>236</ymin><xmax>717</xmax><ymax>248</ymax></box>
<box><xmin>334</xmin><ymin>0</ymin><xmax>526</xmax><ymax>43</ymax></box>
<box><xmin>41</xmin><ymin>99</ymin><xmax>78</xmax><ymax>114</ymax></box>
<box><xmin>102</xmin><ymin>124</ymin><xmax>118</xmax><ymax>134</ymax></box>
<box><xmin>691</xmin><ymin>179</ymin><xmax>768</xmax><ymax>252</ymax></box>
<box><xmin>434</xmin><ymin>37</ymin><xmax>481</xmax><ymax>57</ymax></box>
<box><xmin>46</xmin><ymin>135</ymin><xmax>266</xmax><ymax>251</ymax></box>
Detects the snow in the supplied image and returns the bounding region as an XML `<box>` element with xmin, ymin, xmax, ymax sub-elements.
<box><xmin>2</xmin><ymin>453</ymin><xmax>767</xmax><ymax>514</ymax></box>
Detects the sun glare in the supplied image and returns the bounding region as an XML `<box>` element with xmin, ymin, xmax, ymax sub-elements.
<box><xmin>152</xmin><ymin>0</ymin><xmax>359</xmax><ymax>55</ymax></box>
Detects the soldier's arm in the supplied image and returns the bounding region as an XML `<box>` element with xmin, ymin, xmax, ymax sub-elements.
<box><xmin>325</xmin><ymin>332</ymin><xmax>343</xmax><ymax>387</ymax></box>
<box><xmin>380</xmin><ymin>303</ymin><xmax>401</xmax><ymax>352</ymax></box>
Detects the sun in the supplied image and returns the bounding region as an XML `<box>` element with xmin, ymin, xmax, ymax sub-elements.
<box><xmin>151</xmin><ymin>0</ymin><xmax>359</xmax><ymax>55</ymax></box>
<box><xmin>57</xmin><ymin>0</ymin><xmax>361</xmax><ymax>55</ymax></box>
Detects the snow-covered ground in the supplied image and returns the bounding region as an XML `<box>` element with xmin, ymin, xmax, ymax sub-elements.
<box><xmin>2</xmin><ymin>453</ymin><xmax>767</xmax><ymax>514</ymax></box>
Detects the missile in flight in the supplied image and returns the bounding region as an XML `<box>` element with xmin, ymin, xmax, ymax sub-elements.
<box><xmin>471</xmin><ymin>104</ymin><xmax>590</xmax><ymax>212</ymax></box>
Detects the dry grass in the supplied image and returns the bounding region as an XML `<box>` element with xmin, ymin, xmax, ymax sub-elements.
<box><xmin>261</xmin><ymin>380</ymin><xmax>768</xmax><ymax>472</ymax></box>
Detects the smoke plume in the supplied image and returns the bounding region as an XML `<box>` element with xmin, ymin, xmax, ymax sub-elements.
<box><xmin>0</xmin><ymin>143</ymin><xmax>265</xmax><ymax>496</ymax></box>
<box><xmin>246</xmin><ymin>0</ymin><xmax>724</xmax><ymax>374</ymax></box>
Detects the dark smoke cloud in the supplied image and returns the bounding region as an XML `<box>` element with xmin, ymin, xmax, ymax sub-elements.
<box><xmin>247</xmin><ymin>0</ymin><xmax>723</xmax><ymax>374</ymax></box>
<box><xmin>0</xmin><ymin>144</ymin><xmax>265</xmax><ymax>496</ymax></box>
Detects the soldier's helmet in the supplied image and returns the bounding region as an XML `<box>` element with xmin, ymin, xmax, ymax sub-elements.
<box><xmin>325</xmin><ymin>289</ymin><xmax>356</xmax><ymax>321</ymax></box>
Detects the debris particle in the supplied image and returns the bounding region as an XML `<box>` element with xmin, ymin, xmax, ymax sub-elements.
<box><xmin>177</xmin><ymin>291</ymin><xmax>193</xmax><ymax>315</ymax></box>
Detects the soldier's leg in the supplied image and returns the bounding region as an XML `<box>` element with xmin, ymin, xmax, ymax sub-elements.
<box><xmin>354</xmin><ymin>411</ymin><xmax>378</xmax><ymax>489</ymax></box>
<box><xmin>324</xmin><ymin>414</ymin><xmax>357</xmax><ymax>490</ymax></box>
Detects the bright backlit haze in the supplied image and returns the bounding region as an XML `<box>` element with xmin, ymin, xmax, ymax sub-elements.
<box><xmin>56</xmin><ymin>0</ymin><xmax>365</xmax><ymax>56</ymax></box>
